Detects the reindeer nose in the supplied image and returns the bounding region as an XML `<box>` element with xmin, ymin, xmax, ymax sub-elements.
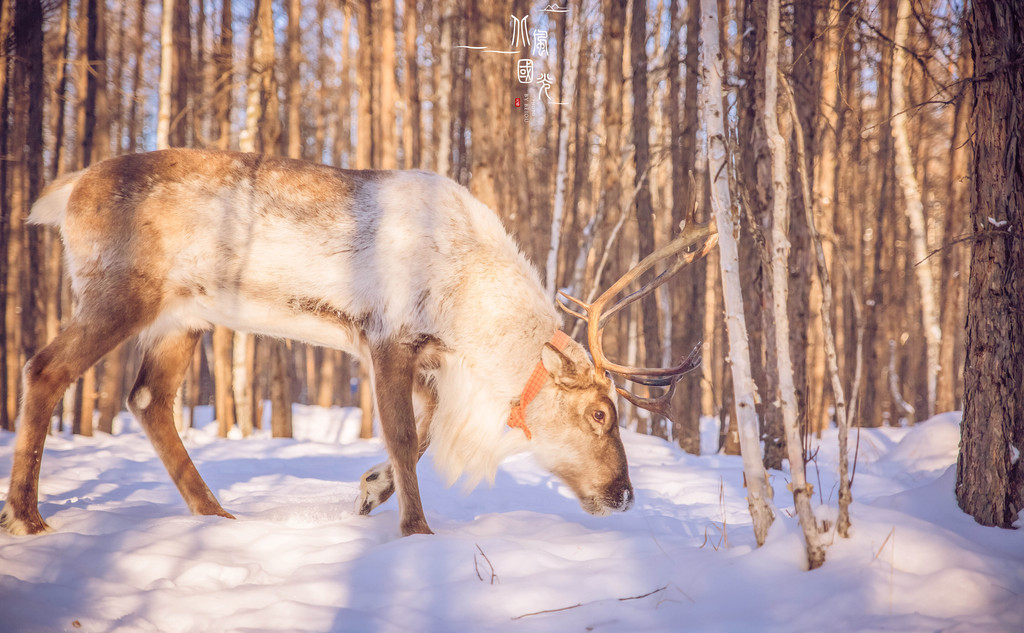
<box><xmin>609</xmin><ymin>480</ymin><xmax>634</xmax><ymax>512</ymax></box>
<box><xmin>621</xmin><ymin>486</ymin><xmax>635</xmax><ymax>511</ymax></box>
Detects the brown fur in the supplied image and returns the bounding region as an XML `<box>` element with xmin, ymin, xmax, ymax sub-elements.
<box><xmin>2</xmin><ymin>148</ymin><xmax>635</xmax><ymax>538</ymax></box>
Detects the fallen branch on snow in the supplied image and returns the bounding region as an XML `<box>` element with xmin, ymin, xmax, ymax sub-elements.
<box><xmin>511</xmin><ymin>585</ymin><xmax>669</xmax><ymax>620</ymax></box>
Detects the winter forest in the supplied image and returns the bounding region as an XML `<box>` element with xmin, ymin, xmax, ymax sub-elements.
<box><xmin>1</xmin><ymin>0</ymin><xmax>1023</xmax><ymax>630</ymax></box>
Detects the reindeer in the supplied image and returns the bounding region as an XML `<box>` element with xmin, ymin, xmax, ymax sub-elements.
<box><xmin>1</xmin><ymin>149</ymin><xmax>716</xmax><ymax>537</ymax></box>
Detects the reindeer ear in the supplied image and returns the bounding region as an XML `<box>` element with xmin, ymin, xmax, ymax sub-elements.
<box><xmin>541</xmin><ymin>343</ymin><xmax>586</xmax><ymax>388</ymax></box>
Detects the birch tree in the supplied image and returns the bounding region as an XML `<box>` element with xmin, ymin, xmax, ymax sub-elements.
<box><xmin>700</xmin><ymin>0</ymin><xmax>773</xmax><ymax>546</ymax></box>
<box><xmin>764</xmin><ymin>0</ymin><xmax>826</xmax><ymax>570</ymax></box>
<box><xmin>235</xmin><ymin>0</ymin><xmax>280</xmax><ymax>437</ymax></box>
<box><xmin>782</xmin><ymin>78</ymin><xmax>854</xmax><ymax>540</ymax></box>
<box><xmin>156</xmin><ymin>0</ymin><xmax>175</xmax><ymax>150</ymax></box>
<box><xmin>546</xmin><ymin>4</ymin><xmax>580</xmax><ymax>297</ymax></box>
<box><xmin>892</xmin><ymin>0</ymin><xmax>939</xmax><ymax>418</ymax></box>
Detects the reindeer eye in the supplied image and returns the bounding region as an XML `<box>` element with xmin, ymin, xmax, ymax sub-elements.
<box><xmin>592</xmin><ymin>409</ymin><xmax>606</xmax><ymax>422</ymax></box>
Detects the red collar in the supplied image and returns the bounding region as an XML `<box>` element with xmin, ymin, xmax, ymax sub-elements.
<box><xmin>507</xmin><ymin>331</ymin><xmax>572</xmax><ymax>440</ymax></box>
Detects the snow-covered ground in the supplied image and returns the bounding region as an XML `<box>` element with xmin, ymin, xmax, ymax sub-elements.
<box><xmin>1</xmin><ymin>407</ymin><xmax>1022</xmax><ymax>633</ymax></box>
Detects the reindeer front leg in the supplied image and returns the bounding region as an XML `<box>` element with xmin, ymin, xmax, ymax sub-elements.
<box><xmin>369</xmin><ymin>342</ymin><xmax>432</xmax><ymax>536</ymax></box>
<box><xmin>358</xmin><ymin>373</ymin><xmax>435</xmax><ymax>516</ymax></box>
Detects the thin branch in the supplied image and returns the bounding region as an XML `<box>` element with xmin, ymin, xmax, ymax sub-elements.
<box><xmin>511</xmin><ymin>586</ymin><xmax>669</xmax><ymax>620</ymax></box>
<box><xmin>473</xmin><ymin>544</ymin><xmax>498</xmax><ymax>585</ymax></box>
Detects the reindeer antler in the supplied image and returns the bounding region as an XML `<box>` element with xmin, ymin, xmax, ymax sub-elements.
<box><xmin>559</xmin><ymin>182</ymin><xmax>718</xmax><ymax>417</ymax></box>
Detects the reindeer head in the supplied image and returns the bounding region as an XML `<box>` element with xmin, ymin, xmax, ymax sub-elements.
<box><xmin>518</xmin><ymin>338</ymin><xmax>634</xmax><ymax>516</ymax></box>
<box><xmin>530</xmin><ymin>205</ymin><xmax>719</xmax><ymax>516</ymax></box>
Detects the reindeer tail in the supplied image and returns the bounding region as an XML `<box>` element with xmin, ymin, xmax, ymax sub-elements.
<box><xmin>29</xmin><ymin>170</ymin><xmax>86</xmax><ymax>226</ymax></box>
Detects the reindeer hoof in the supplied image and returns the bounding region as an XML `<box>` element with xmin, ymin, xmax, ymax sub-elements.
<box><xmin>357</xmin><ymin>463</ymin><xmax>396</xmax><ymax>516</ymax></box>
<box><xmin>0</xmin><ymin>504</ymin><xmax>53</xmax><ymax>536</ymax></box>
<box><xmin>400</xmin><ymin>518</ymin><xmax>434</xmax><ymax>536</ymax></box>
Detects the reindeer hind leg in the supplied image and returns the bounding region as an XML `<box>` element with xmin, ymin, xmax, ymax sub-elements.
<box><xmin>2</xmin><ymin>317</ymin><xmax>140</xmax><ymax>535</ymax></box>
<box><xmin>128</xmin><ymin>329</ymin><xmax>233</xmax><ymax>520</ymax></box>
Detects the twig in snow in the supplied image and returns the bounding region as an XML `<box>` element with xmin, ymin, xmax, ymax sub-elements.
<box><xmin>511</xmin><ymin>586</ymin><xmax>669</xmax><ymax>620</ymax></box>
<box><xmin>700</xmin><ymin>477</ymin><xmax>730</xmax><ymax>550</ymax></box>
<box><xmin>474</xmin><ymin>544</ymin><xmax>499</xmax><ymax>585</ymax></box>
<box><xmin>871</xmin><ymin>527</ymin><xmax>896</xmax><ymax>563</ymax></box>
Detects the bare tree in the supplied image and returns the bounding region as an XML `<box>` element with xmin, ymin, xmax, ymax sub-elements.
<box><xmin>403</xmin><ymin>0</ymin><xmax>421</xmax><ymax>169</ymax></box>
<box><xmin>764</xmin><ymin>0</ymin><xmax>825</xmax><ymax>570</ymax></box>
<box><xmin>892</xmin><ymin>0</ymin><xmax>939</xmax><ymax>418</ymax></box>
<box><xmin>956</xmin><ymin>0</ymin><xmax>1024</xmax><ymax>529</ymax></box>
<box><xmin>701</xmin><ymin>0</ymin><xmax>774</xmax><ymax>547</ymax></box>
<box><xmin>629</xmin><ymin>0</ymin><xmax>661</xmax><ymax>438</ymax></box>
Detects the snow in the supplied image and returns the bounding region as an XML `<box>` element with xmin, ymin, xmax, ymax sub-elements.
<box><xmin>2</xmin><ymin>409</ymin><xmax>1023</xmax><ymax>633</ymax></box>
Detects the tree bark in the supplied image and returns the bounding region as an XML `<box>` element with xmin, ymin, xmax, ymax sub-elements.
<box><xmin>435</xmin><ymin>0</ymin><xmax>454</xmax><ymax>176</ymax></box>
<box><xmin>892</xmin><ymin>0</ymin><xmax>940</xmax><ymax>419</ymax></box>
<box><xmin>736</xmin><ymin>0</ymin><xmax>780</xmax><ymax>466</ymax></box>
<box><xmin>467</xmin><ymin>1</ymin><xmax>509</xmax><ymax>211</ymax></box>
<box><xmin>807</xmin><ymin>0</ymin><xmax>842</xmax><ymax>437</ymax></box>
<box><xmin>701</xmin><ymin>0</ymin><xmax>774</xmax><ymax>546</ymax></box>
<box><xmin>403</xmin><ymin>0</ymin><xmax>421</xmax><ymax>169</ymax></box>
<box><xmin>936</xmin><ymin>27</ymin><xmax>971</xmax><ymax>414</ymax></box>
<box><xmin>5</xmin><ymin>0</ymin><xmax>45</xmax><ymax>431</ymax></box>
<box><xmin>783</xmin><ymin>74</ymin><xmax>853</xmax><ymax>539</ymax></box>
<box><xmin>378</xmin><ymin>0</ymin><xmax>398</xmax><ymax>169</ymax></box>
<box><xmin>669</xmin><ymin>0</ymin><xmax>704</xmax><ymax>455</ymax></box>
<box><xmin>862</xmin><ymin>0</ymin><xmax>898</xmax><ymax>428</ymax></box>
<box><xmin>956</xmin><ymin>0</ymin><xmax>1024</xmax><ymax>529</ymax></box>
<box><xmin>630</xmin><ymin>0</ymin><xmax>662</xmax><ymax>438</ymax></box>
<box><xmin>356</xmin><ymin>1</ymin><xmax>375</xmax><ymax>169</ymax></box>
<box><xmin>764</xmin><ymin>0</ymin><xmax>825</xmax><ymax>570</ymax></box>
<box><xmin>235</xmin><ymin>0</ymin><xmax>279</xmax><ymax>436</ymax></box>
<box><xmin>126</xmin><ymin>0</ymin><xmax>148</xmax><ymax>152</ymax></box>
<box><xmin>271</xmin><ymin>341</ymin><xmax>293</xmax><ymax>438</ymax></box>
<box><xmin>285</xmin><ymin>0</ymin><xmax>303</xmax><ymax>159</ymax></box>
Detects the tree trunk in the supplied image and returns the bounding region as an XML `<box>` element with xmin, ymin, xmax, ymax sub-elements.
<box><xmin>359</xmin><ymin>362</ymin><xmax>374</xmax><ymax>439</ymax></box>
<box><xmin>4</xmin><ymin>0</ymin><xmax>44</xmax><ymax>432</ymax></box>
<box><xmin>892</xmin><ymin>0</ymin><xmax>940</xmax><ymax>419</ymax></box>
<box><xmin>936</xmin><ymin>27</ymin><xmax>971</xmax><ymax>414</ymax></box>
<box><xmin>467</xmin><ymin>1</ymin><xmax>509</xmax><ymax>211</ymax></box>
<box><xmin>213</xmin><ymin>0</ymin><xmax>232</xmax><ymax>150</ymax></box>
<box><xmin>807</xmin><ymin>0</ymin><xmax>842</xmax><ymax>437</ymax></box>
<box><xmin>435</xmin><ymin>0</ymin><xmax>454</xmax><ymax>176</ymax></box>
<box><xmin>356</xmin><ymin>1</ymin><xmax>374</xmax><ymax>169</ymax></box>
<box><xmin>285</xmin><ymin>0</ymin><xmax>303</xmax><ymax>159</ymax></box>
<box><xmin>271</xmin><ymin>341</ymin><xmax>293</xmax><ymax>438</ymax></box>
<box><xmin>546</xmin><ymin>4</ymin><xmax>580</xmax><ymax>297</ymax></box>
<box><xmin>630</xmin><ymin>0</ymin><xmax>662</xmax><ymax>438</ymax></box>
<box><xmin>96</xmin><ymin>344</ymin><xmax>126</xmax><ymax>433</ymax></box>
<box><xmin>213</xmin><ymin>326</ymin><xmax>235</xmax><ymax>435</ymax></box>
<box><xmin>669</xmin><ymin>0</ymin><xmax>704</xmax><ymax>455</ymax></box>
<box><xmin>377</xmin><ymin>0</ymin><xmax>398</xmax><ymax>169</ymax></box>
<box><xmin>786</xmin><ymin>0</ymin><xmax>815</xmax><ymax>441</ymax></box>
<box><xmin>209</xmin><ymin>0</ymin><xmax>234</xmax><ymax>434</ymax></box>
<box><xmin>126</xmin><ymin>0</ymin><xmax>148</xmax><ymax>153</ymax></box>
<box><xmin>764</xmin><ymin>0</ymin><xmax>825</xmax><ymax>570</ymax></box>
<box><xmin>403</xmin><ymin>0</ymin><xmax>421</xmax><ymax>169</ymax></box>
<box><xmin>157</xmin><ymin>0</ymin><xmax>174</xmax><ymax>149</ymax></box>
<box><xmin>956</xmin><ymin>0</ymin><xmax>1024</xmax><ymax>529</ymax></box>
<box><xmin>70</xmin><ymin>0</ymin><xmax>107</xmax><ymax>436</ymax></box>
<box><xmin>735</xmin><ymin>0</ymin><xmax>780</xmax><ymax>467</ymax></box>
<box><xmin>862</xmin><ymin>0</ymin><xmax>898</xmax><ymax>428</ymax></box>
<box><xmin>701</xmin><ymin>0</ymin><xmax>774</xmax><ymax>546</ymax></box>
<box><xmin>783</xmin><ymin>73</ymin><xmax>854</xmax><ymax>539</ymax></box>
<box><xmin>234</xmin><ymin>0</ymin><xmax>279</xmax><ymax>436</ymax></box>
<box><xmin>0</xmin><ymin>0</ymin><xmax>12</xmax><ymax>432</ymax></box>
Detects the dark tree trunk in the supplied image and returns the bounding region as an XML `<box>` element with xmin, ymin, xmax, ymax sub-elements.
<box><xmin>668</xmin><ymin>0</ymin><xmax>704</xmax><ymax>455</ymax></box>
<box><xmin>956</xmin><ymin>0</ymin><xmax>1024</xmax><ymax>528</ymax></box>
<box><xmin>630</xmin><ymin>0</ymin><xmax>661</xmax><ymax>438</ymax></box>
